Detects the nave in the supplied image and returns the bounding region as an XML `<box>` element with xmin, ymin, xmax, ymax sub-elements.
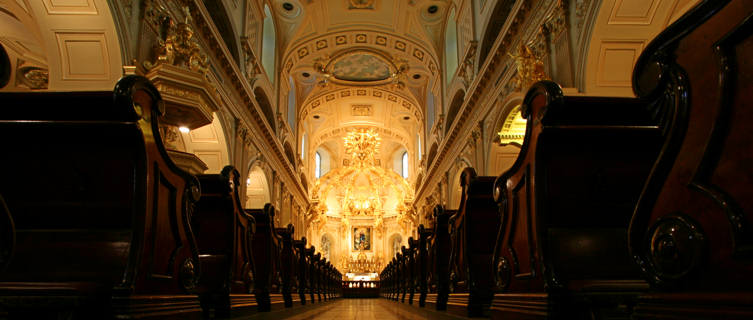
<box><xmin>1</xmin><ymin>0</ymin><xmax>753</xmax><ymax>319</ymax></box>
<box><xmin>241</xmin><ymin>299</ymin><xmax>467</xmax><ymax>320</ymax></box>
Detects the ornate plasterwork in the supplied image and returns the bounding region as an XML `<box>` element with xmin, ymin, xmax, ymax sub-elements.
<box><xmin>283</xmin><ymin>30</ymin><xmax>438</xmax><ymax>80</ymax></box>
<box><xmin>349</xmin><ymin>0</ymin><xmax>376</xmax><ymax>10</ymax></box>
<box><xmin>310</xmin><ymin>130</ymin><xmax>414</xmax><ymax>231</ymax></box>
<box><xmin>312</xmin><ymin>126</ymin><xmax>410</xmax><ymax>152</ymax></box>
<box><xmin>16</xmin><ymin>62</ymin><xmax>48</xmax><ymax>90</ymax></box>
<box><xmin>300</xmin><ymin>87</ymin><xmax>422</xmax><ymax>121</ymax></box>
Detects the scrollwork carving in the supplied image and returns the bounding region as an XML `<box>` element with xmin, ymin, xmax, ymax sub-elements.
<box><xmin>645</xmin><ymin>215</ymin><xmax>706</xmax><ymax>286</ymax></box>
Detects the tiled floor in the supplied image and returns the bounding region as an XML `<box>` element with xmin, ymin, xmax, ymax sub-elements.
<box><xmin>242</xmin><ymin>299</ymin><xmax>469</xmax><ymax>320</ymax></box>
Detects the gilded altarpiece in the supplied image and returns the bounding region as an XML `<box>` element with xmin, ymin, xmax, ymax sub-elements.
<box><xmin>308</xmin><ymin>130</ymin><xmax>416</xmax><ymax>275</ymax></box>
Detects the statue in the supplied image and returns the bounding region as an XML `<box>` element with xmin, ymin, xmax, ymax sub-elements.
<box><xmin>508</xmin><ymin>44</ymin><xmax>548</xmax><ymax>92</ymax></box>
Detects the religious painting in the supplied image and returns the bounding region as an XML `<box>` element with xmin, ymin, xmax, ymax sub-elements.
<box><xmin>353</xmin><ymin>227</ymin><xmax>371</xmax><ymax>251</ymax></box>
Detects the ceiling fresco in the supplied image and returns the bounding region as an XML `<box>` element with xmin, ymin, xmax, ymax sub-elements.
<box><xmin>331</xmin><ymin>53</ymin><xmax>391</xmax><ymax>82</ymax></box>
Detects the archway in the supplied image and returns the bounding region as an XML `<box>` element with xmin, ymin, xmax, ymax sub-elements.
<box><xmin>488</xmin><ymin>101</ymin><xmax>525</xmax><ymax>176</ymax></box>
<box><xmin>245</xmin><ymin>165</ymin><xmax>271</xmax><ymax>209</ymax></box>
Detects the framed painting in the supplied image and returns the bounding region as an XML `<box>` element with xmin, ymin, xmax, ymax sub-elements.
<box><xmin>353</xmin><ymin>227</ymin><xmax>371</xmax><ymax>251</ymax></box>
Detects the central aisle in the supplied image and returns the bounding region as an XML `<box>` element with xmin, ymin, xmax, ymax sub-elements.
<box><xmin>243</xmin><ymin>299</ymin><xmax>469</xmax><ymax>320</ymax></box>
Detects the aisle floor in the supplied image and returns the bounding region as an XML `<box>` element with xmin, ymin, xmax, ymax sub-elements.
<box><xmin>242</xmin><ymin>298</ymin><xmax>470</xmax><ymax>320</ymax></box>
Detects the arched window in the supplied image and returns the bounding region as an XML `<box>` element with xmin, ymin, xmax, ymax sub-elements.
<box><xmin>402</xmin><ymin>152</ymin><xmax>409</xmax><ymax>178</ymax></box>
<box><xmin>262</xmin><ymin>5</ymin><xmax>276</xmax><ymax>82</ymax></box>
<box><xmin>301</xmin><ymin>134</ymin><xmax>306</xmax><ymax>160</ymax></box>
<box><xmin>315</xmin><ymin>151</ymin><xmax>321</xmax><ymax>178</ymax></box>
<box><xmin>287</xmin><ymin>76</ymin><xmax>296</xmax><ymax>131</ymax></box>
<box><xmin>444</xmin><ymin>8</ymin><xmax>458</xmax><ymax>85</ymax></box>
<box><xmin>417</xmin><ymin>134</ymin><xmax>422</xmax><ymax>161</ymax></box>
<box><xmin>426</xmin><ymin>79</ymin><xmax>435</xmax><ymax>132</ymax></box>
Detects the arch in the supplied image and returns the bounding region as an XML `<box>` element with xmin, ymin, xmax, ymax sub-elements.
<box><xmin>426</xmin><ymin>79</ymin><xmax>436</xmax><ymax>133</ymax></box>
<box><xmin>262</xmin><ymin>4</ymin><xmax>276</xmax><ymax>83</ymax></box>
<box><xmin>314</xmin><ymin>145</ymin><xmax>332</xmax><ymax>178</ymax></box>
<box><xmin>315</xmin><ymin>151</ymin><xmax>321</xmax><ymax>178</ymax></box>
<box><xmin>445</xmin><ymin>89</ymin><xmax>465</xmax><ymax>134</ymax></box>
<box><xmin>444</xmin><ymin>7</ymin><xmax>459</xmax><ymax>85</ymax></box>
<box><xmin>178</xmin><ymin>113</ymin><xmax>231</xmax><ymax>174</ymax></box>
<box><xmin>287</xmin><ymin>76</ymin><xmax>296</xmax><ymax>131</ymax></box>
<box><xmin>245</xmin><ymin>164</ymin><xmax>271</xmax><ymax>209</ymax></box>
<box><xmin>391</xmin><ymin>146</ymin><xmax>408</xmax><ymax>177</ymax></box>
<box><xmin>320</xmin><ymin>233</ymin><xmax>335</xmax><ymax>262</ymax></box>
<box><xmin>203</xmin><ymin>0</ymin><xmax>240</xmax><ymax>64</ymax></box>
<box><xmin>402</xmin><ymin>152</ymin><xmax>409</xmax><ymax>178</ymax></box>
<box><xmin>448</xmin><ymin>160</ymin><xmax>471</xmax><ymax>210</ymax></box>
<box><xmin>254</xmin><ymin>87</ymin><xmax>276</xmax><ymax>133</ymax></box>
<box><xmin>388</xmin><ymin>233</ymin><xmax>403</xmax><ymax>259</ymax></box>
<box><xmin>478</xmin><ymin>0</ymin><xmax>516</xmax><ymax>68</ymax></box>
<box><xmin>488</xmin><ymin>98</ymin><xmax>524</xmax><ymax>176</ymax></box>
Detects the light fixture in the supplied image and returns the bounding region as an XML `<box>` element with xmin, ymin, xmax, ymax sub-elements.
<box><xmin>178</xmin><ymin>126</ymin><xmax>190</xmax><ymax>133</ymax></box>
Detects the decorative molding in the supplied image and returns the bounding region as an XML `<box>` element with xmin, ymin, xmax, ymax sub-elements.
<box><xmin>15</xmin><ymin>60</ymin><xmax>48</xmax><ymax>90</ymax></box>
<box><xmin>300</xmin><ymin>87</ymin><xmax>422</xmax><ymax>121</ymax></box>
<box><xmin>145</xmin><ymin>63</ymin><xmax>219</xmax><ymax>129</ymax></box>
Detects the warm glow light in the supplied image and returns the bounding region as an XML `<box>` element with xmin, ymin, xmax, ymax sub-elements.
<box><xmin>179</xmin><ymin>126</ymin><xmax>190</xmax><ymax>133</ymax></box>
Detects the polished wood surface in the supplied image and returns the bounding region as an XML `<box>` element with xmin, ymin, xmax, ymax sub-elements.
<box><xmin>0</xmin><ymin>76</ymin><xmax>203</xmax><ymax>319</ymax></box>
<box><xmin>628</xmin><ymin>0</ymin><xmax>753</xmax><ymax>318</ymax></box>
<box><xmin>193</xmin><ymin>166</ymin><xmax>257</xmax><ymax>317</ymax></box>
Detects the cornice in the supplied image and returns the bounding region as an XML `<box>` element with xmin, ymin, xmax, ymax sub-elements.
<box><xmin>183</xmin><ymin>0</ymin><xmax>308</xmax><ymax>203</ymax></box>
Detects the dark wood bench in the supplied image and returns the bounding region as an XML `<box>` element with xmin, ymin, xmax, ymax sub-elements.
<box><xmin>245</xmin><ymin>205</ymin><xmax>286</xmax><ymax>312</ymax></box>
<box><xmin>443</xmin><ymin>168</ymin><xmax>501</xmax><ymax>317</ymax></box>
<box><xmin>192</xmin><ymin>166</ymin><xmax>257</xmax><ymax>318</ymax></box>
<box><xmin>424</xmin><ymin>206</ymin><xmax>453</xmax><ymax>311</ymax></box>
<box><xmin>491</xmin><ymin>85</ymin><xmax>661</xmax><ymax>318</ymax></box>
<box><xmin>489</xmin><ymin>1</ymin><xmax>753</xmax><ymax>319</ymax></box>
<box><xmin>275</xmin><ymin>224</ymin><xmax>298</xmax><ymax>307</ymax></box>
<box><xmin>626</xmin><ymin>0</ymin><xmax>753</xmax><ymax>318</ymax></box>
<box><xmin>0</xmin><ymin>75</ymin><xmax>203</xmax><ymax>319</ymax></box>
<box><xmin>417</xmin><ymin>224</ymin><xmax>433</xmax><ymax>307</ymax></box>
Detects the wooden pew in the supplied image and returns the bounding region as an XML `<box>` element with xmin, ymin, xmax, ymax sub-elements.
<box><xmin>625</xmin><ymin>0</ymin><xmax>753</xmax><ymax>318</ymax></box>
<box><xmin>492</xmin><ymin>1</ymin><xmax>753</xmax><ymax>319</ymax></box>
<box><xmin>417</xmin><ymin>224</ymin><xmax>433</xmax><ymax>307</ymax></box>
<box><xmin>425</xmin><ymin>206</ymin><xmax>453</xmax><ymax>311</ymax></box>
<box><xmin>293</xmin><ymin>237</ymin><xmax>309</xmax><ymax>305</ymax></box>
<box><xmin>490</xmin><ymin>15</ymin><xmax>676</xmax><ymax>320</ymax></box>
<box><xmin>444</xmin><ymin>168</ymin><xmax>501</xmax><ymax>317</ymax></box>
<box><xmin>407</xmin><ymin>237</ymin><xmax>418</xmax><ymax>305</ymax></box>
<box><xmin>275</xmin><ymin>224</ymin><xmax>297</xmax><ymax>307</ymax></box>
<box><xmin>491</xmin><ymin>86</ymin><xmax>660</xmax><ymax>318</ymax></box>
<box><xmin>246</xmin><ymin>204</ymin><xmax>285</xmax><ymax>312</ymax></box>
<box><xmin>193</xmin><ymin>166</ymin><xmax>257</xmax><ymax>318</ymax></box>
<box><xmin>0</xmin><ymin>75</ymin><xmax>203</xmax><ymax>319</ymax></box>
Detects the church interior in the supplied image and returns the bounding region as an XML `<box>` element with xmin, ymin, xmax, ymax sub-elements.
<box><xmin>0</xmin><ymin>0</ymin><xmax>751</xmax><ymax>319</ymax></box>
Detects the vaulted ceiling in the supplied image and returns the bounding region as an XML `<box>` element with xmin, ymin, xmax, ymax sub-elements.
<box><xmin>271</xmin><ymin>0</ymin><xmax>446</xmax><ymax>176</ymax></box>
